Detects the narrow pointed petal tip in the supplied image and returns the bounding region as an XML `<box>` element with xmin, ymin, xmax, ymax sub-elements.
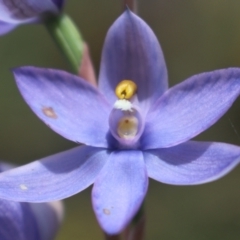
<box><xmin>13</xmin><ymin>66</ymin><xmax>111</xmax><ymax>148</ymax></box>
<box><xmin>0</xmin><ymin>146</ymin><xmax>108</xmax><ymax>202</ymax></box>
<box><xmin>142</xmin><ymin>68</ymin><xmax>240</xmax><ymax>149</ymax></box>
<box><xmin>99</xmin><ymin>9</ymin><xmax>168</xmax><ymax>113</ymax></box>
<box><xmin>144</xmin><ymin>141</ymin><xmax>240</xmax><ymax>185</ymax></box>
<box><xmin>92</xmin><ymin>150</ymin><xmax>148</xmax><ymax>235</ymax></box>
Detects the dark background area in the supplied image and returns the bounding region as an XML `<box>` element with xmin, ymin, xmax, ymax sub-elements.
<box><xmin>0</xmin><ymin>1</ymin><xmax>240</xmax><ymax>239</ymax></box>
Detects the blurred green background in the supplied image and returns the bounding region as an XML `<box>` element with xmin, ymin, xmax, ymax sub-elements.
<box><xmin>1</xmin><ymin>0</ymin><xmax>240</xmax><ymax>239</ymax></box>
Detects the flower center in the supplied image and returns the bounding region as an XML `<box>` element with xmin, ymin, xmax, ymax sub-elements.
<box><xmin>117</xmin><ymin>114</ymin><xmax>139</xmax><ymax>140</ymax></box>
<box><xmin>115</xmin><ymin>80</ymin><xmax>137</xmax><ymax>99</ymax></box>
<box><xmin>108</xmin><ymin>79</ymin><xmax>143</xmax><ymax>146</ymax></box>
<box><xmin>115</xmin><ymin>80</ymin><xmax>138</xmax><ymax>140</ymax></box>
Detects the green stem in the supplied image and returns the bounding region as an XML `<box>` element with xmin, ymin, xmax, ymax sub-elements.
<box><xmin>44</xmin><ymin>14</ymin><xmax>84</xmax><ymax>74</ymax></box>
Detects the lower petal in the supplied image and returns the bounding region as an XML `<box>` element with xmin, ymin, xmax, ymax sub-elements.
<box><xmin>144</xmin><ymin>141</ymin><xmax>240</xmax><ymax>185</ymax></box>
<box><xmin>0</xmin><ymin>146</ymin><xmax>108</xmax><ymax>202</ymax></box>
<box><xmin>92</xmin><ymin>150</ymin><xmax>148</xmax><ymax>235</ymax></box>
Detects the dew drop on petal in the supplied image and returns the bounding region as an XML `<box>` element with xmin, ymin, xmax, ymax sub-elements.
<box><xmin>20</xmin><ymin>184</ymin><xmax>28</xmax><ymax>190</ymax></box>
<box><xmin>42</xmin><ymin>107</ymin><xmax>58</xmax><ymax>119</ymax></box>
<box><xmin>103</xmin><ymin>208</ymin><xmax>111</xmax><ymax>215</ymax></box>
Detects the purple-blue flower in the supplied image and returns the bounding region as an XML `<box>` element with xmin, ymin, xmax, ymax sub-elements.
<box><xmin>0</xmin><ymin>162</ymin><xmax>63</xmax><ymax>240</ymax></box>
<box><xmin>0</xmin><ymin>10</ymin><xmax>240</xmax><ymax>234</ymax></box>
<box><xmin>0</xmin><ymin>0</ymin><xmax>64</xmax><ymax>35</ymax></box>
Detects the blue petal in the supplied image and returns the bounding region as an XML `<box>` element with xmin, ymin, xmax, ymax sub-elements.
<box><xmin>13</xmin><ymin>67</ymin><xmax>112</xmax><ymax>148</ymax></box>
<box><xmin>0</xmin><ymin>20</ymin><xmax>17</xmax><ymax>35</ymax></box>
<box><xmin>144</xmin><ymin>141</ymin><xmax>240</xmax><ymax>185</ymax></box>
<box><xmin>98</xmin><ymin>10</ymin><xmax>168</xmax><ymax>114</ymax></box>
<box><xmin>0</xmin><ymin>200</ymin><xmax>40</xmax><ymax>240</ymax></box>
<box><xmin>142</xmin><ymin>68</ymin><xmax>240</xmax><ymax>149</ymax></box>
<box><xmin>0</xmin><ymin>146</ymin><xmax>108</xmax><ymax>202</ymax></box>
<box><xmin>0</xmin><ymin>161</ymin><xmax>63</xmax><ymax>240</ymax></box>
<box><xmin>51</xmin><ymin>0</ymin><xmax>64</xmax><ymax>9</ymax></box>
<box><xmin>30</xmin><ymin>201</ymin><xmax>64</xmax><ymax>240</ymax></box>
<box><xmin>0</xmin><ymin>162</ymin><xmax>15</xmax><ymax>172</ymax></box>
<box><xmin>0</xmin><ymin>0</ymin><xmax>59</xmax><ymax>23</ymax></box>
<box><xmin>92</xmin><ymin>150</ymin><xmax>148</xmax><ymax>235</ymax></box>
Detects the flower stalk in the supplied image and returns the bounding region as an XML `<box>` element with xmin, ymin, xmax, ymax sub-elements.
<box><xmin>44</xmin><ymin>14</ymin><xmax>84</xmax><ymax>74</ymax></box>
<box><xmin>124</xmin><ymin>0</ymin><xmax>138</xmax><ymax>13</ymax></box>
<box><xmin>104</xmin><ymin>233</ymin><xmax>121</xmax><ymax>240</ymax></box>
<box><xmin>124</xmin><ymin>202</ymin><xmax>145</xmax><ymax>240</ymax></box>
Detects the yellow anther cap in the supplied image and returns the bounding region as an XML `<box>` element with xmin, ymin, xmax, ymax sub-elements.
<box><xmin>115</xmin><ymin>80</ymin><xmax>137</xmax><ymax>99</ymax></box>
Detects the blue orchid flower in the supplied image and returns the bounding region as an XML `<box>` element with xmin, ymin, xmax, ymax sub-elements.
<box><xmin>0</xmin><ymin>0</ymin><xmax>64</xmax><ymax>35</ymax></box>
<box><xmin>0</xmin><ymin>162</ymin><xmax>63</xmax><ymax>240</ymax></box>
<box><xmin>0</xmin><ymin>10</ymin><xmax>240</xmax><ymax>235</ymax></box>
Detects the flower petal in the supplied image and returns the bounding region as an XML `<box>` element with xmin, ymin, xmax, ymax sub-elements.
<box><xmin>92</xmin><ymin>150</ymin><xmax>148</xmax><ymax>235</ymax></box>
<box><xmin>0</xmin><ymin>161</ymin><xmax>63</xmax><ymax>240</ymax></box>
<box><xmin>51</xmin><ymin>0</ymin><xmax>64</xmax><ymax>9</ymax></box>
<box><xmin>0</xmin><ymin>200</ymin><xmax>40</xmax><ymax>240</ymax></box>
<box><xmin>98</xmin><ymin>10</ymin><xmax>168</xmax><ymax>113</ymax></box>
<box><xmin>30</xmin><ymin>201</ymin><xmax>64</xmax><ymax>240</ymax></box>
<box><xmin>0</xmin><ymin>162</ymin><xmax>15</xmax><ymax>172</ymax></box>
<box><xmin>13</xmin><ymin>67</ymin><xmax>112</xmax><ymax>148</ymax></box>
<box><xmin>144</xmin><ymin>141</ymin><xmax>240</xmax><ymax>185</ymax></box>
<box><xmin>0</xmin><ymin>20</ymin><xmax>17</xmax><ymax>35</ymax></box>
<box><xmin>0</xmin><ymin>0</ymin><xmax>59</xmax><ymax>23</ymax></box>
<box><xmin>142</xmin><ymin>68</ymin><xmax>240</xmax><ymax>149</ymax></box>
<box><xmin>0</xmin><ymin>146</ymin><xmax>108</xmax><ymax>202</ymax></box>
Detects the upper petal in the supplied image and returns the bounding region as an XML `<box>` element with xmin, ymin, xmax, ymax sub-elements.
<box><xmin>0</xmin><ymin>0</ymin><xmax>60</xmax><ymax>23</ymax></box>
<box><xmin>13</xmin><ymin>67</ymin><xmax>112</xmax><ymax>148</ymax></box>
<box><xmin>144</xmin><ymin>141</ymin><xmax>240</xmax><ymax>185</ymax></box>
<box><xmin>98</xmin><ymin>10</ymin><xmax>168</xmax><ymax>113</ymax></box>
<box><xmin>142</xmin><ymin>68</ymin><xmax>240</xmax><ymax>149</ymax></box>
<box><xmin>92</xmin><ymin>150</ymin><xmax>148</xmax><ymax>235</ymax></box>
<box><xmin>0</xmin><ymin>146</ymin><xmax>108</xmax><ymax>202</ymax></box>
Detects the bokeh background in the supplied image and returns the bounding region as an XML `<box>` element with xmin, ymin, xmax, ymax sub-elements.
<box><xmin>0</xmin><ymin>0</ymin><xmax>240</xmax><ymax>239</ymax></box>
